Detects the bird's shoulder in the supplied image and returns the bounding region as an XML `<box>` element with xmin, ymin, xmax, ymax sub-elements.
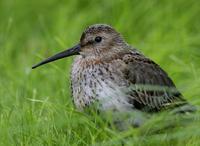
<box><xmin>118</xmin><ymin>47</ymin><xmax>175</xmax><ymax>87</ymax></box>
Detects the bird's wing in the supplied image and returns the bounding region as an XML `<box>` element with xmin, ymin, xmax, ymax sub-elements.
<box><xmin>121</xmin><ymin>50</ymin><xmax>187</xmax><ymax>112</ymax></box>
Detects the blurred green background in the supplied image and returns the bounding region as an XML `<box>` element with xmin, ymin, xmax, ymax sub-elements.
<box><xmin>0</xmin><ymin>0</ymin><xmax>200</xmax><ymax>145</ymax></box>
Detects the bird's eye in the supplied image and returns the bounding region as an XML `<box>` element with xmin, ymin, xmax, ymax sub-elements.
<box><xmin>95</xmin><ymin>36</ymin><xmax>102</xmax><ymax>43</ymax></box>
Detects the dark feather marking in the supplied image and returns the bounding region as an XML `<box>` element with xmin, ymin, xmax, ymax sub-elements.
<box><xmin>120</xmin><ymin>51</ymin><xmax>187</xmax><ymax>112</ymax></box>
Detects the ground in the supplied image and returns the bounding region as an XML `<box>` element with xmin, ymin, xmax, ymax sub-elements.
<box><xmin>0</xmin><ymin>0</ymin><xmax>200</xmax><ymax>145</ymax></box>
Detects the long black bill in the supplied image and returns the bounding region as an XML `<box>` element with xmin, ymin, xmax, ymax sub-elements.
<box><xmin>32</xmin><ymin>44</ymin><xmax>81</xmax><ymax>69</ymax></box>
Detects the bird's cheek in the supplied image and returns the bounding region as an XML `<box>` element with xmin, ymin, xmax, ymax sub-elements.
<box><xmin>79</xmin><ymin>48</ymin><xmax>93</xmax><ymax>57</ymax></box>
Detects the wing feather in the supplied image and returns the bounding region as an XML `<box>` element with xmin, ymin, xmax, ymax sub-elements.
<box><xmin>121</xmin><ymin>50</ymin><xmax>187</xmax><ymax>112</ymax></box>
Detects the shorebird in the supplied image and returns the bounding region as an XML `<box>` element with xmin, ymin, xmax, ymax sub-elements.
<box><xmin>32</xmin><ymin>24</ymin><xmax>195</xmax><ymax>120</ymax></box>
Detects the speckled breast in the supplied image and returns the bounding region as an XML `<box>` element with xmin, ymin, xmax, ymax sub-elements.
<box><xmin>71</xmin><ymin>56</ymin><xmax>133</xmax><ymax>111</ymax></box>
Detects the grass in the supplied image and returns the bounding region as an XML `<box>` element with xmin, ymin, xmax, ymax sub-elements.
<box><xmin>0</xmin><ymin>0</ymin><xmax>200</xmax><ymax>145</ymax></box>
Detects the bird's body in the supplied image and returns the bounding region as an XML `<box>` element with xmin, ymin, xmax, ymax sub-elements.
<box><xmin>32</xmin><ymin>24</ymin><xmax>195</xmax><ymax>121</ymax></box>
<box><xmin>71</xmin><ymin>45</ymin><xmax>186</xmax><ymax>112</ymax></box>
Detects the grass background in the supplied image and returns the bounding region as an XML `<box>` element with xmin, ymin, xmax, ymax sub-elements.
<box><xmin>0</xmin><ymin>0</ymin><xmax>200</xmax><ymax>145</ymax></box>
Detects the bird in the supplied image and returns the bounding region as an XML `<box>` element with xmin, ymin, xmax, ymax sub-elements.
<box><xmin>32</xmin><ymin>24</ymin><xmax>195</xmax><ymax>127</ymax></box>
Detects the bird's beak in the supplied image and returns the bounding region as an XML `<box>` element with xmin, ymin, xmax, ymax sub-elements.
<box><xmin>32</xmin><ymin>44</ymin><xmax>81</xmax><ymax>69</ymax></box>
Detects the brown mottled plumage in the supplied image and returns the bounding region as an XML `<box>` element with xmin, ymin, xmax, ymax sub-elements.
<box><xmin>32</xmin><ymin>24</ymin><xmax>195</xmax><ymax>117</ymax></box>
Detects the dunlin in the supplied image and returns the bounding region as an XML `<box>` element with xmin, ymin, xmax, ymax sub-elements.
<box><xmin>32</xmin><ymin>24</ymin><xmax>195</xmax><ymax>123</ymax></box>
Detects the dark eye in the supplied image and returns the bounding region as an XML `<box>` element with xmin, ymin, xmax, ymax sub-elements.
<box><xmin>95</xmin><ymin>36</ymin><xmax>102</xmax><ymax>43</ymax></box>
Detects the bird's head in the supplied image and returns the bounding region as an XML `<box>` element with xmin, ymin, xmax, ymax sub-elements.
<box><xmin>32</xmin><ymin>24</ymin><xmax>128</xmax><ymax>69</ymax></box>
<box><xmin>79</xmin><ymin>24</ymin><xmax>127</xmax><ymax>57</ymax></box>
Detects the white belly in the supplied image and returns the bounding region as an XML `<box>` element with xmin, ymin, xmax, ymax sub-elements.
<box><xmin>94</xmin><ymin>80</ymin><xmax>133</xmax><ymax>111</ymax></box>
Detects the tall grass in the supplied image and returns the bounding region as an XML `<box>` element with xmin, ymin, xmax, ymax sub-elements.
<box><xmin>0</xmin><ymin>0</ymin><xmax>200</xmax><ymax>145</ymax></box>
